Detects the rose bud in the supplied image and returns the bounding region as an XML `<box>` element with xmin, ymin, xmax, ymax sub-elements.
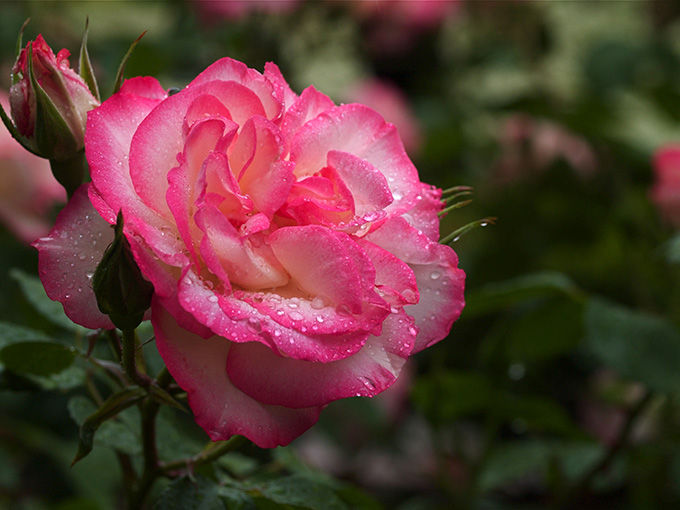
<box><xmin>92</xmin><ymin>211</ymin><xmax>154</xmax><ymax>331</ymax></box>
<box><xmin>7</xmin><ymin>34</ymin><xmax>100</xmax><ymax>195</ymax></box>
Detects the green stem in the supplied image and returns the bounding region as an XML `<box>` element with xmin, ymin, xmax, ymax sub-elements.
<box><xmin>160</xmin><ymin>435</ymin><xmax>247</xmax><ymax>477</ymax></box>
<box><xmin>122</xmin><ymin>329</ymin><xmax>152</xmax><ymax>388</ymax></box>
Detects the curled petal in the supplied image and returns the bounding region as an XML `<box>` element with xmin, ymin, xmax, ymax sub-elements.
<box><xmin>226</xmin><ymin>310</ymin><xmax>417</xmax><ymax>408</ymax></box>
<box><xmin>34</xmin><ymin>185</ymin><xmax>114</xmax><ymax>330</ymax></box>
<box><xmin>366</xmin><ymin>217</ymin><xmax>465</xmax><ymax>352</ymax></box>
<box><xmin>152</xmin><ymin>300</ymin><xmax>321</xmax><ymax>448</ymax></box>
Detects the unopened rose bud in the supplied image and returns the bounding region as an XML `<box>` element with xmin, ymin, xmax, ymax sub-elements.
<box><xmin>92</xmin><ymin>212</ymin><xmax>153</xmax><ymax>331</ymax></box>
<box><xmin>10</xmin><ymin>34</ymin><xmax>100</xmax><ymax>159</ymax></box>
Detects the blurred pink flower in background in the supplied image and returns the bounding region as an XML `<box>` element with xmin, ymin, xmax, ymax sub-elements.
<box><xmin>0</xmin><ymin>93</ymin><xmax>65</xmax><ymax>244</ymax></box>
<box><xmin>651</xmin><ymin>145</ymin><xmax>680</xmax><ymax>228</ymax></box>
<box><xmin>349</xmin><ymin>0</ymin><xmax>461</xmax><ymax>55</ymax></box>
<box><xmin>494</xmin><ymin>114</ymin><xmax>597</xmax><ymax>183</ymax></box>
<box><xmin>193</xmin><ymin>0</ymin><xmax>301</xmax><ymax>21</ymax></box>
<box><xmin>344</xmin><ymin>78</ymin><xmax>423</xmax><ymax>157</ymax></box>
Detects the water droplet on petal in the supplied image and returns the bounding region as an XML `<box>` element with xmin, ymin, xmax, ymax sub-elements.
<box><xmin>430</xmin><ymin>270</ymin><xmax>442</xmax><ymax>280</ymax></box>
<box><xmin>402</xmin><ymin>289</ymin><xmax>416</xmax><ymax>302</ymax></box>
<box><xmin>310</xmin><ymin>296</ymin><xmax>329</xmax><ymax>310</ymax></box>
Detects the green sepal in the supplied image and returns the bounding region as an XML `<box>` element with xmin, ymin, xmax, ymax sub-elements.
<box><xmin>71</xmin><ymin>386</ymin><xmax>146</xmax><ymax>466</ymax></box>
<box><xmin>112</xmin><ymin>31</ymin><xmax>146</xmax><ymax>95</ymax></box>
<box><xmin>440</xmin><ymin>217</ymin><xmax>496</xmax><ymax>245</ymax></box>
<box><xmin>27</xmin><ymin>44</ymin><xmax>80</xmax><ymax>161</ymax></box>
<box><xmin>79</xmin><ymin>18</ymin><xmax>101</xmax><ymax>102</ymax></box>
<box><xmin>92</xmin><ymin>211</ymin><xmax>154</xmax><ymax>331</ymax></box>
<box><xmin>14</xmin><ymin>18</ymin><xmax>30</xmax><ymax>63</ymax></box>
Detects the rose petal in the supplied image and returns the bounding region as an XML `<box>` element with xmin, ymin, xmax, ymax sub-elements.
<box><xmin>230</xmin><ymin>116</ymin><xmax>294</xmax><ymax>217</ymax></box>
<box><xmin>280</xmin><ymin>85</ymin><xmax>334</xmax><ymax>148</ymax></box>
<box><xmin>268</xmin><ymin>225</ymin><xmax>365</xmax><ymax>312</ymax></box>
<box><xmin>152</xmin><ymin>300</ymin><xmax>321</xmax><ymax>447</ymax></box>
<box><xmin>195</xmin><ymin>202</ymin><xmax>288</xmax><ymax>290</ymax></box>
<box><xmin>33</xmin><ymin>185</ymin><xmax>115</xmax><ymax>330</ymax></box>
<box><xmin>263</xmin><ymin>62</ymin><xmax>298</xmax><ymax>113</ymax></box>
<box><xmin>289</xmin><ymin>104</ymin><xmax>420</xmax><ymax>212</ymax></box>
<box><xmin>365</xmin><ymin>217</ymin><xmax>465</xmax><ymax>352</ymax></box>
<box><xmin>226</xmin><ymin>310</ymin><xmax>416</xmax><ymax>408</ymax></box>
<box><xmin>327</xmin><ymin>149</ymin><xmax>393</xmax><ymax>217</ymax></box>
<box><xmin>191</xmin><ymin>57</ymin><xmax>282</xmax><ymax>121</ymax></box>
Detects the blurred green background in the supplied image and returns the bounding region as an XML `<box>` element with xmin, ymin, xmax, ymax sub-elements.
<box><xmin>4</xmin><ymin>1</ymin><xmax>680</xmax><ymax>509</ymax></box>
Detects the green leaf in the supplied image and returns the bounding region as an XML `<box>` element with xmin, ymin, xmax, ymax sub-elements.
<box><xmin>494</xmin><ymin>394</ymin><xmax>584</xmax><ymax>438</ymax></box>
<box><xmin>505</xmin><ymin>299</ymin><xmax>585</xmax><ymax>363</ymax></box>
<box><xmin>113</xmin><ymin>32</ymin><xmax>146</xmax><ymax>95</ymax></box>
<box><xmin>0</xmin><ymin>321</ymin><xmax>51</xmax><ymax>350</ymax></box>
<box><xmin>155</xmin><ymin>406</ymin><xmax>205</xmax><ymax>463</ymax></box>
<box><xmin>218</xmin><ymin>486</ymin><xmax>257</xmax><ymax>510</ymax></box>
<box><xmin>412</xmin><ymin>371</ymin><xmax>492</xmax><ymax>423</ymax></box>
<box><xmin>583</xmin><ymin>298</ymin><xmax>680</xmax><ymax>393</ymax></box>
<box><xmin>0</xmin><ymin>341</ymin><xmax>76</xmax><ymax>376</ymax></box>
<box><xmin>78</xmin><ymin>18</ymin><xmax>100</xmax><ymax>102</ymax></box>
<box><xmin>10</xmin><ymin>269</ymin><xmax>85</xmax><ymax>332</ymax></box>
<box><xmin>251</xmin><ymin>475</ymin><xmax>348</xmax><ymax>510</ymax></box>
<box><xmin>479</xmin><ymin>440</ymin><xmax>551</xmax><ymax>492</ymax></box>
<box><xmin>463</xmin><ymin>271</ymin><xmax>583</xmax><ymax>318</ymax></box>
<box><xmin>68</xmin><ymin>391</ymin><xmax>144</xmax><ymax>465</ymax></box>
<box><xmin>154</xmin><ymin>476</ymin><xmax>224</xmax><ymax>510</ymax></box>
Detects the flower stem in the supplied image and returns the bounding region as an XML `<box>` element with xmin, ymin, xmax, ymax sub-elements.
<box><xmin>122</xmin><ymin>328</ymin><xmax>152</xmax><ymax>388</ymax></box>
<box><xmin>160</xmin><ymin>435</ymin><xmax>247</xmax><ymax>477</ymax></box>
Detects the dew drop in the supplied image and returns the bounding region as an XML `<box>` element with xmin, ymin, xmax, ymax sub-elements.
<box><xmin>402</xmin><ymin>289</ymin><xmax>416</xmax><ymax>302</ymax></box>
<box><xmin>276</xmin><ymin>309</ymin><xmax>285</xmax><ymax>316</ymax></box>
<box><xmin>430</xmin><ymin>270</ymin><xmax>442</xmax><ymax>280</ymax></box>
<box><xmin>289</xmin><ymin>311</ymin><xmax>304</xmax><ymax>321</ymax></box>
<box><xmin>310</xmin><ymin>296</ymin><xmax>328</xmax><ymax>310</ymax></box>
<box><xmin>78</xmin><ymin>253</ymin><xmax>88</xmax><ymax>261</ymax></box>
<box><xmin>247</xmin><ymin>317</ymin><xmax>262</xmax><ymax>332</ymax></box>
<box><xmin>208</xmin><ymin>295</ymin><xmax>219</xmax><ymax>303</ymax></box>
<box><xmin>336</xmin><ymin>304</ymin><xmax>352</xmax><ymax>316</ymax></box>
<box><xmin>316</xmin><ymin>316</ymin><xmax>325</xmax><ymax>323</ymax></box>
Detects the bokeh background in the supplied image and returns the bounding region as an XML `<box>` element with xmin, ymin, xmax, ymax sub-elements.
<box><xmin>4</xmin><ymin>1</ymin><xmax>680</xmax><ymax>509</ymax></box>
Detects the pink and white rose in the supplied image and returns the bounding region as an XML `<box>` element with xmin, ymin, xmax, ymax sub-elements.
<box><xmin>36</xmin><ymin>58</ymin><xmax>465</xmax><ymax>447</ymax></box>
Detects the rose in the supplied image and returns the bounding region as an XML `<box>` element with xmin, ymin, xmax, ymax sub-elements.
<box><xmin>651</xmin><ymin>145</ymin><xmax>680</xmax><ymax>228</ymax></box>
<box><xmin>37</xmin><ymin>58</ymin><xmax>465</xmax><ymax>447</ymax></box>
<box><xmin>9</xmin><ymin>34</ymin><xmax>100</xmax><ymax>160</ymax></box>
